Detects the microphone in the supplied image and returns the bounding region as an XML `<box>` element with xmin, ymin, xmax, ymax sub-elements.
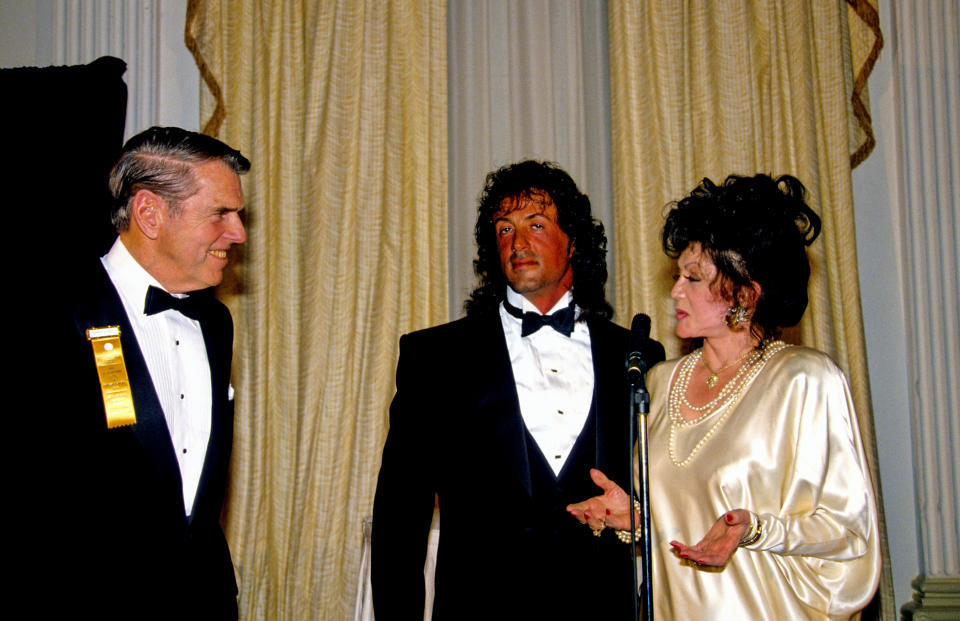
<box><xmin>626</xmin><ymin>312</ymin><xmax>654</xmax><ymax>621</ymax></box>
<box><xmin>626</xmin><ymin>313</ymin><xmax>651</xmax><ymax>384</ymax></box>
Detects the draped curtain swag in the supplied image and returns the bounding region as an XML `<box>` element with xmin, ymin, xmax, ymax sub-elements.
<box><xmin>187</xmin><ymin>1</ymin><xmax>447</xmax><ymax>618</ymax></box>
<box><xmin>608</xmin><ymin>1</ymin><xmax>892</xmax><ymax>617</ymax></box>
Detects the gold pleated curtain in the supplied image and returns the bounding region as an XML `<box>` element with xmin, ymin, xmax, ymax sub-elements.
<box><xmin>609</xmin><ymin>0</ymin><xmax>892</xmax><ymax>618</ymax></box>
<box><xmin>186</xmin><ymin>1</ymin><xmax>447</xmax><ymax>618</ymax></box>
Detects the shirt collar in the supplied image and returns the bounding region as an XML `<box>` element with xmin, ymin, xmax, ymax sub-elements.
<box><xmin>504</xmin><ymin>286</ymin><xmax>574</xmax><ymax>316</ymax></box>
<box><xmin>101</xmin><ymin>237</ymin><xmax>174</xmax><ymax>316</ymax></box>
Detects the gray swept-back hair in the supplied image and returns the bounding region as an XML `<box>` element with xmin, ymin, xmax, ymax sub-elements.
<box><xmin>109</xmin><ymin>126</ymin><xmax>250</xmax><ymax>231</ymax></box>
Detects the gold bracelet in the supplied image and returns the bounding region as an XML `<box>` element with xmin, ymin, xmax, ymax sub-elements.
<box><xmin>614</xmin><ymin>499</ymin><xmax>643</xmax><ymax>544</ymax></box>
<box><xmin>738</xmin><ymin>512</ymin><xmax>762</xmax><ymax>547</ymax></box>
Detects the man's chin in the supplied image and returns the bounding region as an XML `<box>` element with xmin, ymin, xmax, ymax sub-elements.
<box><xmin>199</xmin><ymin>270</ymin><xmax>225</xmax><ymax>290</ymax></box>
<box><xmin>505</xmin><ymin>274</ymin><xmax>542</xmax><ymax>293</ymax></box>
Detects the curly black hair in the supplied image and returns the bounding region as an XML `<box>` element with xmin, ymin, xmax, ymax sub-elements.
<box><xmin>661</xmin><ymin>174</ymin><xmax>822</xmax><ymax>343</ymax></box>
<box><xmin>464</xmin><ymin>160</ymin><xmax>612</xmax><ymax>320</ymax></box>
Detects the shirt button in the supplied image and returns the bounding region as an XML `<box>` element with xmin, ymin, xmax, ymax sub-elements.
<box><xmin>182</xmin><ymin>448</ymin><xmax>187</xmax><ymax>454</ymax></box>
<box><xmin>557</xmin><ymin>410</ymin><xmax>564</xmax><ymax>415</ymax></box>
<box><xmin>180</xmin><ymin>394</ymin><xmax>184</xmax><ymax>400</ymax></box>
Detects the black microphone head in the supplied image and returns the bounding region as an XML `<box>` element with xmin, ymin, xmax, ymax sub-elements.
<box><xmin>627</xmin><ymin>313</ymin><xmax>652</xmax><ymax>380</ymax></box>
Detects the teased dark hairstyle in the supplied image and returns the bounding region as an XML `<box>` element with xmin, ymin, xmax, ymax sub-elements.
<box><xmin>662</xmin><ymin>174</ymin><xmax>822</xmax><ymax>342</ymax></box>
<box><xmin>109</xmin><ymin>126</ymin><xmax>250</xmax><ymax>231</ymax></box>
<box><xmin>464</xmin><ymin>160</ymin><xmax>612</xmax><ymax>320</ymax></box>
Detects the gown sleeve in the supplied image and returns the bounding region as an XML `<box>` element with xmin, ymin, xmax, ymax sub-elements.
<box><xmin>743</xmin><ymin>350</ymin><xmax>882</xmax><ymax>618</ymax></box>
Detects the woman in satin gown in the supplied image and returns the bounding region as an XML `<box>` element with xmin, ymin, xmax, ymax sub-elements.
<box><xmin>568</xmin><ymin>174</ymin><xmax>881</xmax><ymax>620</ymax></box>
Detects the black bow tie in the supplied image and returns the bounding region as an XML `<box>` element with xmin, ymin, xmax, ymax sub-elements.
<box><xmin>144</xmin><ymin>286</ymin><xmax>208</xmax><ymax>321</ymax></box>
<box><xmin>503</xmin><ymin>299</ymin><xmax>576</xmax><ymax>337</ymax></box>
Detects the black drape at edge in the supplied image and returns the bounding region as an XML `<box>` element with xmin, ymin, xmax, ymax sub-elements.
<box><xmin>5</xmin><ymin>56</ymin><xmax>127</xmax><ymax>614</ymax></box>
<box><xmin>2</xmin><ymin>56</ymin><xmax>127</xmax><ymax>264</ymax></box>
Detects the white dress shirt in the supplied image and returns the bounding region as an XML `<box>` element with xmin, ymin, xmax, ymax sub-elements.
<box><xmin>101</xmin><ymin>238</ymin><xmax>212</xmax><ymax>515</ymax></box>
<box><xmin>499</xmin><ymin>287</ymin><xmax>594</xmax><ymax>476</ymax></box>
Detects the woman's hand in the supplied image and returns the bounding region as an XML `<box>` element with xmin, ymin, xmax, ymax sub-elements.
<box><xmin>669</xmin><ymin>509</ymin><xmax>752</xmax><ymax>567</ymax></box>
<box><xmin>566</xmin><ymin>469</ymin><xmax>634</xmax><ymax>531</ymax></box>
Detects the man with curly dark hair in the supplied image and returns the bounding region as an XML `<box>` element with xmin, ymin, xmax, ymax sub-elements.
<box><xmin>465</xmin><ymin>160</ymin><xmax>615</xmax><ymax>320</ymax></box>
<box><xmin>372</xmin><ymin>160</ymin><xmax>663</xmax><ymax>620</ymax></box>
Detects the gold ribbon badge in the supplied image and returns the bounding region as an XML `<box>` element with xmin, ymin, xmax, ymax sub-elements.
<box><xmin>86</xmin><ymin>326</ymin><xmax>137</xmax><ymax>428</ymax></box>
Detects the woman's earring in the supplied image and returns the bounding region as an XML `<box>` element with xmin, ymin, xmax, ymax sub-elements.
<box><xmin>726</xmin><ymin>306</ymin><xmax>749</xmax><ymax>329</ymax></box>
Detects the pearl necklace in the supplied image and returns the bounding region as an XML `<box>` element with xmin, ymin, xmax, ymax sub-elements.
<box><xmin>668</xmin><ymin>341</ymin><xmax>788</xmax><ymax>467</ymax></box>
<box><xmin>674</xmin><ymin>348</ymin><xmax>761</xmax><ymax>417</ymax></box>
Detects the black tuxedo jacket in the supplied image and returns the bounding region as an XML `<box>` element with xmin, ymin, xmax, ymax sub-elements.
<box><xmin>372</xmin><ymin>311</ymin><xmax>664</xmax><ymax>620</ymax></box>
<box><xmin>45</xmin><ymin>261</ymin><xmax>238</xmax><ymax>620</ymax></box>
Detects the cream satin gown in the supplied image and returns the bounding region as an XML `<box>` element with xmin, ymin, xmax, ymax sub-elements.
<box><xmin>644</xmin><ymin>345</ymin><xmax>881</xmax><ymax>620</ymax></box>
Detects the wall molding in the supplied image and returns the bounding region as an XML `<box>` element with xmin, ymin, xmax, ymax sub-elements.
<box><xmin>901</xmin><ymin>576</ymin><xmax>960</xmax><ymax>620</ymax></box>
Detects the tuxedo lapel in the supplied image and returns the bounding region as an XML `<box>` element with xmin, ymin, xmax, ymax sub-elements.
<box><xmin>466</xmin><ymin>314</ymin><xmax>533</xmax><ymax>498</ymax></box>
<box><xmin>588</xmin><ymin>319</ymin><xmax>631</xmax><ymax>485</ymax></box>
<box><xmin>190</xmin><ymin>306</ymin><xmax>233</xmax><ymax>523</ymax></box>
<box><xmin>556</xmin><ymin>320</ymin><xmax>621</xmax><ymax>486</ymax></box>
<box><xmin>72</xmin><ymin>263</ymin><xmax>185</xmax><ymax>511</ymax></box>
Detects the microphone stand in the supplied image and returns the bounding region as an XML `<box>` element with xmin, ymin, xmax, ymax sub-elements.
<box><xmin>628</xmin><ymin>360</ymin><xmax>653</xmax><ymax>621</ymax></box>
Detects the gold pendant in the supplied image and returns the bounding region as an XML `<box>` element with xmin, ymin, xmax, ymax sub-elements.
<box><xmin>705</xmin><ymin>374</ymin><xmax>719</xmax><ymax>389</ymax></box>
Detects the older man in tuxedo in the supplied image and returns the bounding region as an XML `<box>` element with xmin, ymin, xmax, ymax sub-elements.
<box><xmin>372</xmin><ymin>160</ymin><xmax>664</xmax><ymax>620</ymax></box>
<box><xmin>52</xmin><ymin>127</ymin><xmax>248</xmax><ymax>620</ymax></box>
